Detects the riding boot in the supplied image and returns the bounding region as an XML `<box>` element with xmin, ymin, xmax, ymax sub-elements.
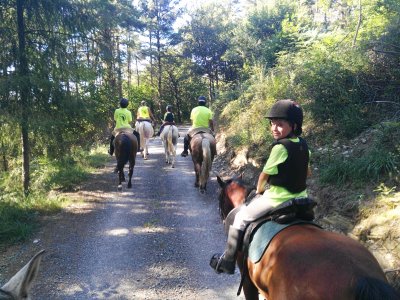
<box><xmin>133</xmin><ymin>130</ymin><xmax>141</xmax><ymax>152</ymax></box>
<box><xmin>109</xmin><ymin>135</ymin><xmax>115</xmax><ymax>156</ymax></box>
<box><xmin>210</xmin><ymin>226</ymin><xmax>244</xmax><ymax>274</ymax></box>
<box><xmin>180</xmin><ymin>136</ymin><xmax>189</xmax><ymax>157</ymax></box>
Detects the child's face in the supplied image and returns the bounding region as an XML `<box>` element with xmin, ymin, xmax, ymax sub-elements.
<box><xmin>270</xmin><ymin>119</ymin><xmax>293</xmax><ymax>140</ymax></box>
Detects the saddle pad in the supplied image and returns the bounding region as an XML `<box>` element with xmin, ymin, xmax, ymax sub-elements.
<box><xmin>248</xmin><ymin>220</ymin><xmax>310</xmax><ymax>263</ymax></box>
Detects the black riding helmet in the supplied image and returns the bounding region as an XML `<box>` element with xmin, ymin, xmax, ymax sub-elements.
<box><xmin>267</xmin><ymin>99</ymin><xmax>303</xmax><ymax>136</ymax></box>
<box><xmin>120</xmin><ymin>97</ymin><xmax>129</xmax><ymax>108</ymax></box>
<box><xmin>198</xmin><ymin>95</ymin><xmax>206</xmax><ymax>103</ymax></box>
<box><xmin>166</xmin><ymin>104</ymin><xmax>173</xmax><ymax>111</ymax></box>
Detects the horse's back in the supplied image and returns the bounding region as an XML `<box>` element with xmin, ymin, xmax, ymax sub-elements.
<box><xmin>137</xmin><ymin>121</ymin><xmax>154</xmax><ymax>138</ymax></box>
<box><xmin>115</xmin><ymin>132</ymin><xmax>137</xmax><ymax>158</ymax></box>
<box><xmin>254</xmin><ymin>224</ymin><xmax>390</xmax><ymax>300</ymax></box>
<box><xmin>190</xmin><ymin>133</ymin><xmax>216</xmax><ymax>158</ymax></box>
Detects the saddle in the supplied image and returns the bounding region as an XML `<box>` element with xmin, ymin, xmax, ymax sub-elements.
<box><xmin>241</xmin><ymin>196</ymin><xmax>318</xmax><ymax>255</ymax></box>
<box><xmin>233</xmin><ymin>196</ymin><xmax>319</xmax><ymax>295</ymax></box>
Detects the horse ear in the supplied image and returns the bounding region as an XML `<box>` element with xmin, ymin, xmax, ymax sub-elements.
<box><xmin>1</xmin><ymin>250</ymin><xmax>45</xmax><ymax>298</ymax></box>
<box><xmin>217</xmin><ymin>175</ymin><xmax>226</xmax><ymax>187</ymax></box>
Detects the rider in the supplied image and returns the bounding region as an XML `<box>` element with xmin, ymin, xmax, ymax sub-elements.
<box><xmin>137</xmin><ymin>100</ymin><xmax>156</xmax><ymax>124</ymax></box>
<box><xmin>180</xmin><ymin>95</ymin><xmax>214</xmax><ymax>157</ymax></box>
<box><xmin>210</xmin><ymin>99</ymin><xmax>311</xmax><ymax>274</ymax></box>
<box><xmin>156</xmin><ymin>104</ymin><xmax>176</xmax><ymax>136</ymax></box>
<box><xmin>109</xmin><ymin>98</ymin><xmax>141</xmax><ymax>155</ymax></box>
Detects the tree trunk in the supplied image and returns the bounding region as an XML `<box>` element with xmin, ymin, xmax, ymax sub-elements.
<box><xmin>16</xmin><ymin>0</ymin><xmax>31</xmax><ymax>195</ymax></box>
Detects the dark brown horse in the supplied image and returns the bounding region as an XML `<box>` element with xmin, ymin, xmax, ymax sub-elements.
<box><xmin>190</xmin><ymin>132</ymin><xmax>216</xmax><ymax>193</ymax></box>
<box><xmin>216</xmin><ymin>176</ymin><xmax>399</xmax><ymax>300</ymax></box>
<box><xmin>114</xmin><ymin>132</ymin><xmax>138</xmax><ymax>189</ymax></box>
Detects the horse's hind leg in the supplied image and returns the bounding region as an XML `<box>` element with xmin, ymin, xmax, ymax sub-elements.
<box><xmin>127</xmin><ymin>164</ymin><xmax>134</xmax><ymax>188</ymax></box>
<box><xmin>194</xmin><ymin>163</ymin><xmax>201</xmax><ymax>187</ymax></box>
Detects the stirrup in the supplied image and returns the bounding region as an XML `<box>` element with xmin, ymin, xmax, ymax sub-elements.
<box><xmin>209</xmin><ymin>253</ymin><xmax>235</xmax><ymax>275</ymax></box>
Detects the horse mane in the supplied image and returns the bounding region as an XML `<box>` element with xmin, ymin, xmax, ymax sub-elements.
<box><xmin>355</xmin><ymin>277</ymin><xmax>400</xmax><ymax>300</ymax></box>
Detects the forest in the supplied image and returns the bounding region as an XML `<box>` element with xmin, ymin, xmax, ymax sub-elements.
<box><xmin>0</xmin><ymin>0</ymin><xmax>399</xmax><ymax>257</ymax></box>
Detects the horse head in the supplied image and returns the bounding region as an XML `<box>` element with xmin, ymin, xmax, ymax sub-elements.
<box><xmin>216</xmin><ymin>175</ymin><xmax>253</xmax><ymax>221</ymax></box>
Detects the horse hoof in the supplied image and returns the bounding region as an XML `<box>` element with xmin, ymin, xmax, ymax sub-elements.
<box><xmin>194</xmin><ymin>183</ymin><xmax>199</xmax><ymax>188</ymax></box>
<box><xmin>117</xmin><ymin>185</ymin><xmax>122</xmax><ymax>191</ymax></box>
<box><xmin>127</xmin><ymin>184</ymin><xmax>132</xmax><ymax>188</ymax></box>
<box><xmin>200</xmin><ymin>188</ymin><xmax>205</xmax><ymax>194</ymax></box>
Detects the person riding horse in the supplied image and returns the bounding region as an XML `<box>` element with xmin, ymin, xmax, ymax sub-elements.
<box><xmin>210</xmin><ymin>99</ymin><xmax>311</xmax><ymax>274</ymax></box>
<box><xmin>181</xmin><ymin>96</ymin><xmax>214</xmax><ymax>157</ymax></box>
<box><xmin>136</xmin><ymin>101</ymin><xmax>156</xmax><ymax>125</ymax></box>
<box><xmin>109</xmin><ymin>98</ymin><xmax>140</xmax><ymax>156</ymax></box>
<box><xmin>156</xmin><ymin>104</ymin><xmax>176</xmax><ymax>136</ymax></box>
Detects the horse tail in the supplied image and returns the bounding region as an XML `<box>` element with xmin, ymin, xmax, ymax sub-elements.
<box><xmin>167</xmin><ymin>126</ymin><xmax>174</xmax><ymax>153</ymax></box>
<box><xmin>138</xmin><ymin>122</ymin><xmax>144</xmax><ymax>148</ymax></box>
<box><xmin>200</xmin><ymin>138</ymin><xmax>211</xmax><ymax>187</ymax></box>
<box><xmin>118</xmin><ymin>134</ymin><xmax>132</xmax><ymax>167</ymax></box>
<box><xmin>355</xmin><ymin>277</ymin><xmax>399</xmax><ymax>300</ymax></box>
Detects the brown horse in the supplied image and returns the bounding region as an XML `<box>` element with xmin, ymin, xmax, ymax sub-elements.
<box><xmin>190</xmin><ymin>132</ymin><xmax>216</xmax><ymax>193</ymax></box>
<box><xmin>216</xmin><ymin>176</ymin><xmax>399</xmax><ymax>300</ymax></box>
<box><xmin>114</xmin><ymin>132</ymin><xmax>138</xmax><ymax>189</ymax></box>
<box><xmin>0</xmin><ymin>250</ymin><xmax>44</xmax><ymax>300</ymax></box>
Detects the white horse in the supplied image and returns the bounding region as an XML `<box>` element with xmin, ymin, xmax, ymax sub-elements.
<box><xmin>160</xmin><ymin>125</ymin><xmax>179</xmax><ymax>168</ymax></box>
<box><xmin>135</xmin><ymin>120</ymin><xmax>154</xmax><ymax>160</ymax></box>
<box><xmin>0</xmin><ymin>250</ymin><xmax>44</xmax><ymax>300</ymax></box>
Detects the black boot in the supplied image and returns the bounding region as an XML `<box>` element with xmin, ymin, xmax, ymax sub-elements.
<box><xmin>133</xmin><ymin>130</ymin><xmax>141</xmax><ymax>152</ymax></box>
<box><xmin>210</xmin><ymin>226</ymin><xmax>244</xmax><ymax>274</ymax></box>
<box><xmin>181</xmin><ymin>136</ymin><xmax>189</xmax><ymax>157</ymax></box>
<box><xmin>109</xmin><ymin>135</ymin><xmax>115</xmax><ymax>156</ymax></box>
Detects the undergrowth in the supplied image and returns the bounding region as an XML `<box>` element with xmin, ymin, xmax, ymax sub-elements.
<box><xmin>0</xmin><ymin>146</ymin><xmax>108</xmax><ymax>246</ymax></box>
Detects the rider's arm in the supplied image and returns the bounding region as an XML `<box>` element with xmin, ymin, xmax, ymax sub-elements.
<box><xmin>256</xmin><ymin>172</ymin><xmax>269</xmax><ymax>194</ymax></box>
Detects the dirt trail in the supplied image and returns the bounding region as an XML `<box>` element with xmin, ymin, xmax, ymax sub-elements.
<box><xmin>0</xmin><ymin>128</ymin><xmax>245</xmax><ymax>300</ymax></box>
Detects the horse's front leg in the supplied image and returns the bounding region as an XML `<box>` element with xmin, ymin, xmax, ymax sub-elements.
<box><xmin>237</xmin><ymin>255</ymin><xmax>259</xmax><ymax>300</ymax></box>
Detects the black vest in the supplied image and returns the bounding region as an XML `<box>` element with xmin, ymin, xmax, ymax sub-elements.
<box><xmin>267</xmin><ymin>137</ymin><xmax>309</xmax><ymax>193</ymax></box>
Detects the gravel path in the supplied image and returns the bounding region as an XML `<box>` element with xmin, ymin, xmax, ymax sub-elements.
<box><xmin>5</xmin><ymin>127</ymin><xmax>246</xmax><ymax>299</ymax></box>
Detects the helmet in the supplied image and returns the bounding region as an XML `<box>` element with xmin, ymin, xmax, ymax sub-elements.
<box><xmin>198</xmin><ymin>95</ymin><xmax>207</xmax><ymax>103</ymax></box>
<box><xmin>141</xmin><ymin>101</ymin><xmax>146</xmax><ymax>106</ymax></box>
<box><xmin>267</xmin><ymin>99</ymin><xmax>303</xmax><ymax>135</ymax></box>
<box><xmin>166</xmin><ymin>104</ymin><xmax>173</xmax><ymax>111</ymax></box>
<box><xmin>120</xmin><ymin>98</ymin><xmax>129</xmax><ymax>108</ymax></box>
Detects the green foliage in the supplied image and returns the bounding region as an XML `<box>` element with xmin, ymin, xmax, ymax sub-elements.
<box><xmin>0</xmin><ymin>146</ymin><xmax>108</xmax><ymax>245</ymax></box>
<box><xmin>319</xmin><ymin>123</ymin><xmax>400</xmax><ymax>185</ymax></box>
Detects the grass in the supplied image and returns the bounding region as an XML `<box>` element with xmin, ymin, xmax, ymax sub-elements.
<box><xmin>0</xmin><ymin>145</ymin><xmax>109</xmax><ymax>246</ymax></box>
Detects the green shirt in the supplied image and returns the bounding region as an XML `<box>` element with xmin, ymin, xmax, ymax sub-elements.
<box><xmin>137</xmin><ymin>106</ymin><xmax>150</xmax><ymax>119</ymax></box>
<box><xmin>190</xmin><ymin>106</ymin><xmax>213</xmax><ymax>128</ymax></box>
<box><xmin>114</xmin><ymin>108</ymin><xmax>132</xmax><ymax>129</ymax></box>
<box><xmin>262</xmin><ymin>137</ymin><xmax>308</xmax><ymax>207</ymax></box>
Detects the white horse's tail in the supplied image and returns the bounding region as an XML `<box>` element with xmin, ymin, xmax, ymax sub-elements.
<box><xmin>200</xmin><ymin>138</ymin><xmax>211</xmax><ymax>188</ymax></box>
<box><xmin>137</xmin><ymin>122</ymin><xmax>145</xmax><ymax>149</ymax></box>
<box><xmin>167</xmin><ymin>126</ymin><xmax>174</xmax><ymax>153</ymax></box>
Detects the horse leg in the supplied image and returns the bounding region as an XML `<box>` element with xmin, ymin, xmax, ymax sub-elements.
<box><xmin>194</xmin><ymin>163</ymin><xmax>201</xmax><ymax>187</ymax></box>
<box><xmin>237</xmin><ymin>257</ymin><xmax>259</xmax><ymax>300</ymax></box>
<box><xmin>242</xmin><ymin>277</ymin><xmax>259</xmax><ymax>300</ymax></box>
<box><xmin>127</xmin><ymin>163</ymin><xmax>133</xmax><ymax>188</ymax></box>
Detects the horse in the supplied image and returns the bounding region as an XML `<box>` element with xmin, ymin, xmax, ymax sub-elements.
<box><xmin>135</xmin><ymin>120</ymin><xmax>154</xmax><ymax>160</ymax></box>
<box><xmin>0</xmin><ymin>250</ymin><xmax>44</xmax><ymax>300</ymax></box>
<box><xmin>114</xmin><ymin>131</ymin><xmax>138</xmax><ymax>189</ymax></box>
<box><xmin>160</xmin><ymin>125</ymin><xmax>179</xmax><ymax>168</ymax></box>
<box><xmin>215</xmin><ymin>176</ymin><xmax>400</xmax><ymax>300</ymax></box>
<box><xmin>190</xmin><ymin>132</ymin><xmax>216</xmax><ymax>193</ymax></box>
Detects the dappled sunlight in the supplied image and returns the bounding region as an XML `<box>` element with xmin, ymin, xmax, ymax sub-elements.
<box><xmin>131</xmin><ymin>226</ymin><xmax>172</xmax><ymax>234</ymax></box>
<box><xmin>105</xmin><ymin>227</ymin><xmax>130</xmax><ymax>237</ymax></box>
